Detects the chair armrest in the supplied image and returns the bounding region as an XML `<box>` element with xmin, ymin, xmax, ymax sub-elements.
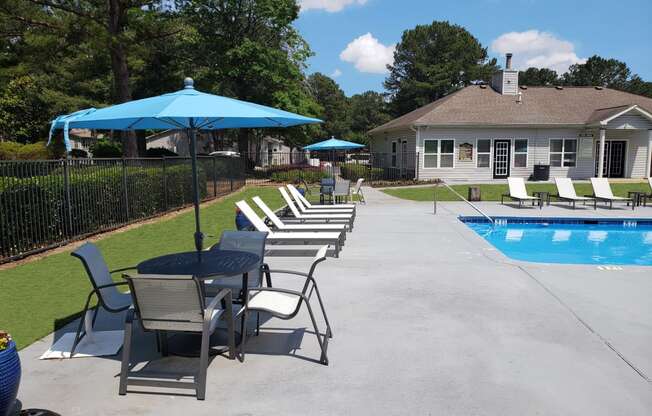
<box><xmin>205</xmin><ymin>289</ymin><xmax>232</xmax><ymax>322</ymax></box>
<box><xmin>265</xmin><ymin>269</ymin><xmax>310</xmax><ymax>278</ymax></box>
<box><xmin>110</xmin><ymin>266</ymin><xmax>137</xmax><ymax>274</ymax></box>
<box><xmin>246</xmin><ymin>287</ymin><xmax>303</xmax><ymax>297</ymax></box>
<box><xmin>95</xmin><ymin>281</ymin><xmax>130</xmax><ymax>290</ymax></box>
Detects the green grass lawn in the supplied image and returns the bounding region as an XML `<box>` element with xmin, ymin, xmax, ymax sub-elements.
<box><xmin>382</xmin><ymin>181</ymin><xmax>651</xmax><ymax>201</ymax></box>
<box><xmin>0</xmin><ymin>186</ymin><xmax>285</xmax><ymax>350</ymax></box>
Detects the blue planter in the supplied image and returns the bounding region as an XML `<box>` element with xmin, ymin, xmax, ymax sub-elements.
<box><xmin>0</xmin><ymin>341</ymin><xmax>20</xmax><ymax>416</ymax></box>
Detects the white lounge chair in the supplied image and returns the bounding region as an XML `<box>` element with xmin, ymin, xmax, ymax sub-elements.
<box><xmin>287</xmin><ymin>186</ymin><xmax>354</xmax><ymax>215</ymax></box>
<box><xmin>252</xmin><ymin>196</ymin><xmax>349</xmax><ymax>233</ymax></box>
<box><xmin>287</xmin><ymin>184</ymin><xmax>355</xmax><ymax>211</ymax></box>
<box><xmin>279</xmin><ymin>187</ymin><xmax>355</xmax><ymax>230</ymax></box>
<box><xmin>235</xmin><ymin>200</ymin><xmax>344</xmax><ymax>257</ymax></box>
<box><xmin>350</xmin><ymin>178</ymin><xmax>366</xmax><ymax>204</ymax></box>
<box><xmin>590</xmin><ymin>178</ymin><xmax>634</xmax><ymax>210</ymax></box>
<box><xmin>553</xmin><ymin>178</ymin><xmax>595</xmax><ymax>209</ymax></box>
<box><xmin>501</xmin><ymin>177</ymin><xmax>541</xmax><ymax>209</ymax></box>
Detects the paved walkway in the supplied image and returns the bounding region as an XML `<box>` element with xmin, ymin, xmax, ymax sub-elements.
<box><xmin>17</xmin><ymin>187</ymin><xmax>652</xmax><ymax>415</ymax></box>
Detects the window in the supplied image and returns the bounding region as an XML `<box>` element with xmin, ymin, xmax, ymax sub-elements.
<box><xmin>423</xmin><ymin>139</ymin><xmax>454</xmax><ymax>168</ymax></box>
<box><xmin>550</xmin><ymin>139</ymin><xmax>577</xmax><ymax>167</ymax></box>
<box><xmin>477</xmin><ymin>139</ymin><xmax>490</xmax><ymax>168</ymax></box>
<box><xmin>391</xmin><ymin>141</ymin><xmax>397</xmax><ymax>167</ymax></box>
<box><xmin>514</xmin><ymin>139</ymin><xmax>528</xmax><ymax>168</ymax></box>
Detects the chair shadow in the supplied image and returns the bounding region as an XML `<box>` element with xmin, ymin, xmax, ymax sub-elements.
<box><xmin>243</xmin><ymin>326</ymin><xmax>325</xmax><ymax>365</ymax></box>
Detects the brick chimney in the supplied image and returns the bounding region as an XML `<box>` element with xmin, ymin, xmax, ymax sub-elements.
<box><xmin>491</xmin><ymin>53</ymin><xmax>519</xmax><ymax>95</ymax></box>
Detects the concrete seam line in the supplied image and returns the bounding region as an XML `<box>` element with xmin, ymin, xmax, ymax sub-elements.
<box><xmin>516</xmin><ymin>265</ymin><xmax>651</xmax><ymax>383</ymax></box>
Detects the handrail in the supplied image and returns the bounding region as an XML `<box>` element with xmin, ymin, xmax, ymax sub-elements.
<box><xmin>434</xmin><ymin>181</ymin><xmax>494</xmax><ymax>224</ymax></box>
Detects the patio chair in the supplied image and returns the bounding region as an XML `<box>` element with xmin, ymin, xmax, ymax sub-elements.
<box><xmin>553</xmin><ymin>177</ymin><xmax>596</xmax><ymax>209</ymax></box>
<box><xmin>320</xmin><ymin>178</ymin><xmax>335</xmax><ymax>204</ymax></box>
<box><xmin>644</xmin><ymin>177</ymin><xmax>652</xmax><ymax>206</ymax></box>
<box><xmin>252</xmin><ymin>196</ymin><xmax>349</xmax><ymax>233</ymax></box>
<box><xmin>333</xmin><ymin>180</ymin><xmax>351</xmax><ymax>204</ymax></box>
<box><xmin>287</xmin><ymin>184</ymin><xmax>355</xmax><ymax>211</ymax></box>
<box><xmin>350</xmin><ymin>178</ymin><xmax>366</xmax><ymax>204</ymax></box>
<box><xmin>119</xmin><ymin>274</ymin><xmax>235</xmax><ymax>400</ymax></box>
<box><xmin>279</xmin><ymin>187</ymin><xmax>355</xmax><ymax>230</ymax></box>
<box><xmin>69</xmin><ymin>242</ymin><xmax>133</xmax><ymax>357</ymax></box>
<box><xmin>240</xmin><ymin>246</ymin><xmax>332</xmax><ymax>365</ymax></box>
<box><xmin>236</xmin><ymin>200</ymin><xmax>345</xmax><ymax>257</ymax></box>
<box><xmin>501</xmin><ymin>177</ymin><xmax>541</xmax><ymax>209</ymax></box>
<box><xmin>589</xmin><ymin>178</ymin><xmax>635</xmax><ymax>210</ymax></box>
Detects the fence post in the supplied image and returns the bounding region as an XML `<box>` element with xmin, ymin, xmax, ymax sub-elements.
<box><xmin>162</xmin><ymin>156</ymin><xmax>168</xmax><ymax>211</ymax></box>
<box><xmin>212</xmin><ymin>156</ymin><xmax>217</xmax><ymax>198</ymax></box>
<box><xmin>122</xmin><ymin>158</ymin><xmax>129</xmax><ymax>221</ymax></box>
<box><xmin>416</xmin><ymin>151</ymin><xmax>420</xmax><ymax>181</ymax></box>
<box><xmin>63</xmin><ymin>157</ymin><xmax>73</xmax><ymax>237</ymax></box>
<box><xmin>433</xmin><ymin>181</ymin><xmax>438</xmax><ymax>214</ymax></box>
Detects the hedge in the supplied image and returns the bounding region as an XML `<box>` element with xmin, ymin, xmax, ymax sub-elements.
<box><xmin>270</xmin><ymin>167</ymin><xmax>328</xmax><ymax>183</ymax></box>
<box><xmin>340</xmin><ymin>163</ymin><xmax>384</xmax><ymax>181</ymax></box>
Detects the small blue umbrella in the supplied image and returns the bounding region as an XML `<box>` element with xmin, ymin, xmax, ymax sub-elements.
<box><xmin>303</xmin><ymin>137</ymin><xmax>365</xmax><ymax>151</ymax></box>
<box><xmin>49</xmin><ymin>78</ymin><xmax>321</xmax><ymax>252</ymax></box>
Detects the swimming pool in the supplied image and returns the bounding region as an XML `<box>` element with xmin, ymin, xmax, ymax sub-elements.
<box><xmin>461</xmin><ymin>217</ymin><xmax>652</xmax><ymax>266</ymax></box>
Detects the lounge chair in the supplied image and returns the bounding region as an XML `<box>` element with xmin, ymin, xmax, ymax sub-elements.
<box><xmin>350</xmin><ymin>178</ymin><xmax>366</xmax><ymax>204</ymax></box>
<box><xmin>252</xmin><ymin>196</ymin><xmax>349</xmax><ymax>233</ymax></box>
<box><xmin>119</xmin><ymin>274</ymin><xmax>235</xmax><ymax>400</ymax></box>
<box><xmin>287</xmin><ymin>184</ymin><xmax>355</xmax><ymax>210</ymax></box>
<box><xmin>287</xmin><ymin>186</ymin><xmax>354</xmax><ymax>215</ymax></box>
<box><xmin>644</xmin><ymin>178</ymin><xmax>652</xmax><ymax>206</ymax></box>
<box><xmin>279</xmin><ymin>187</ymin><xmax>355</xmax><ymax>230</ymax></box>
<box><xmin>553</xmin><ymin>177</ymin><xmax>595</xmax><ymax>209</ymax></box>
<box><xmin>240</xmin><ymin>246</ymin><xmax>332</xmax><ymax>365</ymax></box>
<box><xmin>236</xmin><ymin>200</ymin><xmax>345</xmax><ymax>257</ymax></box>
<box><xmin>501</xmin><ymin>177</ymin><xmax>541</xmax><ymax>209</ymax></box>
<box><xmin>589</xmin><ymin>177</ymin><xmax>635</xmax><ymax>210</ymax></box>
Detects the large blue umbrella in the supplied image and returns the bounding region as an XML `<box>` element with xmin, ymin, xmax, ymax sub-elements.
<box><xmin>303</xmin><ymin>137</ymin><xmax>365</xmax><ymax>151</ymax></box>
<box><xmin>49</xmin><ymin>78</ymin><xmax>321</xmax><ymax>252</ymax></box>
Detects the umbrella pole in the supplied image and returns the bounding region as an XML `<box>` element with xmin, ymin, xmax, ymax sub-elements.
<box><xmin>188</xmin><ymin>124</ymin><xmax>204</xmax><ymax>253</ymax></box>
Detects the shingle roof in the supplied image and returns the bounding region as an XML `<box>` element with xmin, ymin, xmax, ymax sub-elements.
<box><xmin>369</xmin><ymin>86</ymin><xmax>652</xmax><ymax>134</ymax></box>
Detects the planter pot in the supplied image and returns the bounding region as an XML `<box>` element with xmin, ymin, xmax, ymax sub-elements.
<box><xmin>0</xmin><ymin>341</ymin><xmax>21</xmax><ymax>416</ymax></box>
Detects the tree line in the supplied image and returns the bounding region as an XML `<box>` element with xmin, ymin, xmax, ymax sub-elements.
<box><xmin>0</xmin><ymin>6</ymin><xmax>649</xmax><ymax>158</ymax></box>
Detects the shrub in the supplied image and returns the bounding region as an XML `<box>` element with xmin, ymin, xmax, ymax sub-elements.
<box><xmin>70</xmin><ymin>148</ymin><xmax>88</xmax><ymax>158</ymax></box>
<box><xmin>270</xmin><ymin>168</ymin><xmax>328</xmax><ymax>183</ymax></box>
<box><xmin>90</xmin><ymin>139</ymin><xmax>122</xmax><ymax>158</ymax></box>
<box><xmin>146</xmin><ymin>147</ymin><xmax>178</xmax><ymax>157</ymax></box>
<box><xmin>340</xmin><ymin>163</ymin><xmax>383</xmax><ymax>181</ymax></box>
<box><xmin>0</xmin><ymin>140</ymin><xmax>49</xmax><ymax>160</ymax></box>
<box><xmin>0</xmin><ymin>141</ymin><xmax>22</xmax><ymax>160</ymax></box>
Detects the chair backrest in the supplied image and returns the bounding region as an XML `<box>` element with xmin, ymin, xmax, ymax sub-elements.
<box><xmin>321</xmin><ymin>178</ymin><xmax>335</xmax><ymax>187</ymax></box>
<box><xmin>252</xmin><ymin>197</ymin><xmax>285</xmax><ymax>229</ymax></box>
<box><xmin>212</xmin><ymin>231</ymin><xmax>267</xmax><ymax>287</ymax></box>
<box><xmin>307</xmin><ymin>245</ymin><xmax>329</xmax><ymax>277</ymax></box>
<box><xmin>235</xmin><ymin>201</ymin><xmax>272</xmax><ymax>233</ymax></box>
<box><xmin>71</xmin><ymin>242</ymin><xmax>126</xmax><ymax>311</ymax></box>
<box><xmin>590</xmin><ymin>177</ymin><xmax>614</xmax><ymax>198</ymax></box>
<box><xmin>554</xmin><ymin>177</ymin><xmax>577</xmax><ymax>199</ymax></box>
<box><xmin>507</xmin><ymin>177</ymin><xmax>529</xmax><ymax>198</ymax></box>
<box><xmin>334</xmin><ymin>180</ymin><xmax>350</xmax><ymax>195</ymax></box>
<box><xmin>287</xmin><ymin>184</ymin><xmax>313</xmax><ymax>208</ymax></box>
<box><xmin>278</xmin><ymin>187</ymin><xmax>303</xmax><ymax>217</ymax></box>
<box><xmin>124</xmin><ymin>274</ymin><xmax>206</xmax><ymax>332</ymax></box>
<box><xmin>353</xmin><ymin>178</ymin><xmax>364</xmax><ymax>193</ymax></box>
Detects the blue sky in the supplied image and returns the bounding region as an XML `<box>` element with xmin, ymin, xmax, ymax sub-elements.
<box><xmin>294</xmin><ymin>0</ymin><xmax>652</xmax><ymax>96</ymax></box>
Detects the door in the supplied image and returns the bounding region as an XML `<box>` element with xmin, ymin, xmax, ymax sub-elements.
<box><xmin>493</xmin><ymin>140</ymin><xmax>511</xmax><ymax>178</ymax></box>
<box><xmin>595</xmin><ymin>140</ymin><xmax>626</xmax><ymax>177</ymax></box>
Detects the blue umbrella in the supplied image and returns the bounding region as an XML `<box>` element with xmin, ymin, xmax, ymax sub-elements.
<box><xmin>49</xmin><ymin>78</ymin><xmax>321</xmax><ymax>252</ymax></box>
<box><xmin>303</xmin><ymin>137</ymin><xmax>365</xmax><ymax>151</ymax></box>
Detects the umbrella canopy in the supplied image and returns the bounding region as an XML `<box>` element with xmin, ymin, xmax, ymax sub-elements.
<box><xmin>303</xmin><ymin>137</ymin><xmax>365</xmax><ymax>151</ymax></box>
<box><xmin>49</xmin><ymin>78</ymin><xmax>321</xmax><ymax>253</ymax></box>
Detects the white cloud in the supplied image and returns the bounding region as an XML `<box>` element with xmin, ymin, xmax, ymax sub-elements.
<box><xmin>299</xmin><ymin>0</ymin><xmax>367</xmax><ymax>13</ymax></box>
<box><xmin>339</xmin><ymin>33</ymin><xmax>395</xmax><ymax>74</ymax></box>
<box><xmin>491</xmin><ymin>30</ymin><xmax>586</xmax><ymax>74</ymax></box>
<box><xmin>331</xmin><ymin>68</ymin><xmax>343</xmax><ymax>78</ymax></box>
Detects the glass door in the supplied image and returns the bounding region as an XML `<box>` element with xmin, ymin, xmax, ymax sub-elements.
<box><xmin>493</xmin><ymin>140</ymin><xmax>511</xmax><ymax>178</ymax></box>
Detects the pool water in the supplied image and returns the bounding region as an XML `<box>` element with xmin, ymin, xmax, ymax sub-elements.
<box><xmin>461</xmin><ymin>217</ymin><xmax>652</xmax><ymax>266</ymax></box>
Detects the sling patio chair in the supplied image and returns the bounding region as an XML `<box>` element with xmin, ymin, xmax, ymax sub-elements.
<box><xmin>67</xmin><ymin>242</ymin><xmax>134</xmax><ymax>358</ymax></box>
<box><xmin>553</xmin><ymin>177</ymin><xmax>596</xmax><ymax>209</ymax></box>
<box><xmin>501</xmin><ymin>177</ymin><xmax>542</xmax><ymax>209</ymax></box>
<box><xmin>236</xmin><ymin>200</ymin><xmax>345</xmax><ymax>257</ymax></box>
<box><xmin>333</xmin><ymin>180</ymin><xmax>351</xmax><ymax>204</ymax></box>
<box><xmin>252</xmin><ymin>196</ymin><xmax>349</xmax><ymax>233</ymax></box>
<box><xmin>279</xmin><ymin>187</ymin><xmax>355</xmax><ymax>230</ymax></box>
<box><xmin>119</xmin><ymin>274</ymin><xmax>235</xmax><ymax>400</ymax></box>
<box><xmin>350</xmin><ymin>178</ymin><xmax>366</xmax><ymax>204</ymax></box>
<box><xmin>287</xmin><ymin>185</ymin><xmax>354</xmax><ymax>215</ymax></box>
<box><xmin>240</xmin><ymin>246</ymin><xmax>333</xmax><ymax>365</ymax></box>
<box><xmin>590</xmin><ymin>177</ymin><xmax>635</xmax><ymax>210</ymax></box>
<box><xmin>287</xmin><ymin>184</ymin><xmax>355</xmax><ymax>210</ymax></box>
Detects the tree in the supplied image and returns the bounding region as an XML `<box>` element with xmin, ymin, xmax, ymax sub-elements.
<box><xmin>0</xmin><ymin>76</ymin><xmax>50</xmax><ymax>142</ymax></box>
<box><xmin>626</xmin><ymin>75</ymin><xmax>652</xmax><ymax>98</ymax></box>
<box><xmin>518</xmin><ymin>67</ymin><xmax>559</xmax><ymax>86</ymax></box>
<box><xmin>307</xmin><ymin>73</ymin><xmax>351</xmax><ymax>138</ymax></box>
<box><xmin>348</xmin><ymin>91</ymin><xmax>391</xmax><ymax>143</ymax></box>
<box><xmin>385</xmin><ymin>21</ymin><xmax>498</xmax><ymax>116</ymax></box>
<box><xmin>563</xmin><ymin>55</ymin><xmax>631</xmax><ymax>89</ymax></box>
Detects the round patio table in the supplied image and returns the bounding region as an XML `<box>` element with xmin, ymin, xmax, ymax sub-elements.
<box><xmin>137</xmin><ymin>249</ymin><xmax>260</xmax><ymax>357</ymax></box>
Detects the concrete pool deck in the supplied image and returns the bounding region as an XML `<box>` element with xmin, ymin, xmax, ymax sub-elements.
<box><xmin>16</xmin><ymin>187</ymin><xmax>652</xmax><ymax>415</ymax></box>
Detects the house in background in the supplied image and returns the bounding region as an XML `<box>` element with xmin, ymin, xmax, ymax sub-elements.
<box><xmin>145</xmin><ymin>130</ymin><xmax>213</xmax><ymax>155</ymax></box>
<box><xmin>249</xmin><ymin>136</ymin><xmax>309</xmax><ymax>167</ymax></box>
<box><xmin>368</xmin><ymin>53</ymin><xmax>652</xmax><ymax>181</ymax></box>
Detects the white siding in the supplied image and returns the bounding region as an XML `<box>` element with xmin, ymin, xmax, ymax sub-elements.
<box><xmin>606</xmin><ymin>112</ymin><xmax>652</xmax><ymax>130</ymax></box>
<box><xmin>605</xmin><ymin>129</ymin><xmax>650</xmax><ymax>178</ymax></box>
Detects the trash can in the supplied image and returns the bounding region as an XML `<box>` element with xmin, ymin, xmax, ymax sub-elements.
<box><xmin>467</xmin><ymin>186</ymin><xmax>481</xmax><ymax>201</ymax></box>
<box><xmin>533</xmin><ymin>164</ymin><xmax>550</xmax><ymax>181</ymax></box>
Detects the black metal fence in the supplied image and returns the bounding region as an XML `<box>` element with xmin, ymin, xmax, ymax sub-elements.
<box><xmin>0</xmin><ymin>156</ymin><xmax>246</xmax><ymax>263</ymax></box>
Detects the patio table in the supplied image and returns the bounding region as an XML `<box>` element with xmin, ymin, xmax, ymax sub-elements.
<box><xmin>137</xmin><ymin>249</ymin><xmax>260</xmax><ymax>357</ymax></box>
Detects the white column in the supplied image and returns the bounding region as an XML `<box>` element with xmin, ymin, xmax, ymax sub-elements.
<box><xmin>646</xmin><ymin>129</ymin><xmax>652</xmax><ymax>178</ymax></box>
<box><xmin>597</xmin><ymin>128</ymin><xmax>606</xmax><ymax>178</ymax></box>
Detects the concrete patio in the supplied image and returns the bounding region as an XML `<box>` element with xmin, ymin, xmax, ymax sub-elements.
<box><xmin>16</xmin><ymin>187</ymin><xmax>652</xmax><ymax>415</ymax></box>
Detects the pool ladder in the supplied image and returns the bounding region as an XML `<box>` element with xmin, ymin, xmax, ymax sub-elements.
<box><xmin>434</xmin><ymin>181</ymin><xmax>495</xmax><ymax>225</ymax></box>
<box><xmin>623</xmin><ymin>220</ymin><xmax>637</xmax><ymax>228</ymax></box>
